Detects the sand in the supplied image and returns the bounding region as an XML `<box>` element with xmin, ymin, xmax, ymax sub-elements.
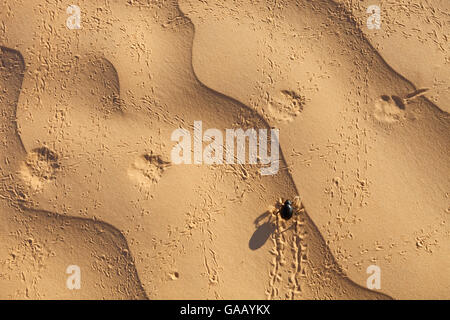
<box><xmin>0</xmin><ymin>0</ymin><xmax>448</xmax><ymax>299</ymax></box>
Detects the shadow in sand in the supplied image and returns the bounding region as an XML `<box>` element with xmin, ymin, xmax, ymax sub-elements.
<box><xmin>249</xmin><ymin>211</ymin><xmax>276</xmax><ymax>250</ymax></box>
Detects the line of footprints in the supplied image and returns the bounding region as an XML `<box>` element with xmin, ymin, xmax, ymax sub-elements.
<box><xmin>61</xmin><ymin>3</ymin><xmax>384</xmax><ymax>292</ymax></box>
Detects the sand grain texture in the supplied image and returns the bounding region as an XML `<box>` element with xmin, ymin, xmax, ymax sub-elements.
<box><xmin>0</xmin><ymin>0</ymin><xmax>448</xmax><ymax>299</ymax></box>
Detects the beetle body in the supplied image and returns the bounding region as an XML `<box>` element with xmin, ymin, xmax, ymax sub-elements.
<box><xmin>280</xmin><ymin>200</ymin><xmax>293</xmax><ymax>220</ymax></box>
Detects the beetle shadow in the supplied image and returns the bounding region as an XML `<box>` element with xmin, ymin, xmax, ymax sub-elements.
<box><xmin>249</xmin><ymin>210</ymin><xmax>276</xmax><ymax>250</ymax></box>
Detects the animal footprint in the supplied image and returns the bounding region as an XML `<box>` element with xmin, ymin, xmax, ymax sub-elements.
<box><xmin>128</xmin><ymin>153</ymin><xmax>170</xmax><ymax>188</ymax></box>
<box><xmin>20</xmin><ymin>147</ymin><xmax>60</xmax><ymax>191</ymax></box>
<box><xmin>372</xmin><ymin>95</ymin><xmax>405</xmax><ymax>123</ymax></box>
<box><xmin>268</xmin><ymin>90</ymin><xmax>305</xmax><ymax>122</ymax></box>
<box><xmin>373</xmin><ymin>89</ymin><xmax>429</xmax><ymax>124</ymax></box>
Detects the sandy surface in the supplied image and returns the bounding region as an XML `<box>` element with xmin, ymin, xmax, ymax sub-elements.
<box><xmin>0</xmin><ymin>0</ymin><xmax>448</xmax><ymax>299</ymax></box>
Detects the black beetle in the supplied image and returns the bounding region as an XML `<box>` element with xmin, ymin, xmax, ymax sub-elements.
<box><xmin>280</xmin><ymin>200</ymin><xmax>294</xmax><ymax>220</ymax></box>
